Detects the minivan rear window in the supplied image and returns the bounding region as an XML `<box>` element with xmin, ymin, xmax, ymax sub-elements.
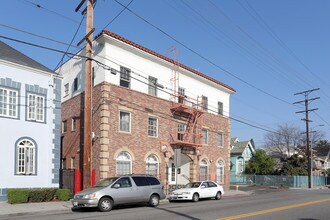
<box><xmin>146</xmin><ymin>177</ymin><xmax>160</xmax><ymax>185</ymax></box>
<box><xmin>132</xmin><ymin>176</ymin><xmax>149</xmax><ymax>186</ymax></box>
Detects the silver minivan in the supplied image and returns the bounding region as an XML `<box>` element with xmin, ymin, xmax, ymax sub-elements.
<box><xmin>72</xmin><ymin>175</ymin><xmax>166</xmax><ymax>212</ymax></box>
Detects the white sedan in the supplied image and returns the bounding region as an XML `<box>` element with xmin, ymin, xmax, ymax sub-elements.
<box><xmin>168</xmin><ymin>181</ymin><xmax>224</xmax><ymax>202</ymax></box>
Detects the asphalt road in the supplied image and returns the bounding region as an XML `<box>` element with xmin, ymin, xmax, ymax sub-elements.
<box><xmin>2</xmin><ymin>188</ymin><xmax>330</xmax><ymax>220</ymax></box>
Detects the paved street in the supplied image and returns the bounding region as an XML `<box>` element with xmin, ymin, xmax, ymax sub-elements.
<box><xmin>1</xmin><ymin>188</ymin><xmax>329</xmax><ymax>220</ymax></box>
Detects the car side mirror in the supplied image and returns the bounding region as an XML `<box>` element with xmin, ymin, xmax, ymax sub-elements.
<box><xmin>113</xmin><ymin>183</ymin><xmax>120</xmax><ymax>188</ymax></box>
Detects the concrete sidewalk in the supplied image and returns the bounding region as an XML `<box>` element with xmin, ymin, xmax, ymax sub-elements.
<box><xmin>0</xmin><ymin>190</ymin><xmax>251</xmax><ymax>217</ymax></box>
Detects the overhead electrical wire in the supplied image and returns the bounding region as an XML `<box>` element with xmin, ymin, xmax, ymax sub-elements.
<box><xmin>0</xmin><ymin>34</ymin><xmax>285</xmax><ymax>137</ymax></box>
<box><xmin>113</xmin><ymin>0</ymin><xmax>296</xmax><ymax>107</ymax></box>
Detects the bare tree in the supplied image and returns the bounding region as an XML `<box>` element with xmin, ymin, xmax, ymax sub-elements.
<box><xmin>264</xmin><ymin>123</ymin><xmax>303</xmax><ymax>159</ymax></box>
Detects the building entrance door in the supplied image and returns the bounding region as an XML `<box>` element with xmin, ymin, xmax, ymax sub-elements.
<box><xmin>168</xmin><ymin>153</ymin><xmax>191</xmax><ymax>190</ymax></box>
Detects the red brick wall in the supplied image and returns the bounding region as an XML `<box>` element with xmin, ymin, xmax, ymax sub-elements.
<box><xmin>61</xmin><ymin>82</ymin><xmax>231</xmax><ymax>190</ymax></box>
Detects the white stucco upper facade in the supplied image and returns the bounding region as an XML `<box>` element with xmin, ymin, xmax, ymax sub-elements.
<box><xmin>60</xmin><ymin>31</ymin><xmax>235</xmax><ymax>117</ymax></box>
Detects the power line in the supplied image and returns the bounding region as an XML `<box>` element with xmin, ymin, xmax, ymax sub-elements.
<box><xmin>54</xmin><ymin>15</ymin><xmax>86</xmax><ymax>71</ymax></box>
<box><xmin>113</xmin><ymin>0</ymin><xmax>295</xmax><ymax>107</ymax></box>
<box><xmin>102</xmin><ymin>0</ymin><xmax>134</xmax><ymax>30</ymax></box>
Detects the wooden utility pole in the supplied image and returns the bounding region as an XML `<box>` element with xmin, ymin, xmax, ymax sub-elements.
<box><xmin>76</xmin><ymin>0</ymin><xmax>94</xmax><ymax>189</ymax></box>
<box><xmin>294</xmin><ymin>88</ymin><xmax>319</xmax><ymax>189</ymax></box>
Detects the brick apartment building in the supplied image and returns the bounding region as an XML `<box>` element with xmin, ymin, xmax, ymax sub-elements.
<box><xmin>59</xmin><ymin>30</ymin><xmax>236</xmax><ymax>192</ymax></box>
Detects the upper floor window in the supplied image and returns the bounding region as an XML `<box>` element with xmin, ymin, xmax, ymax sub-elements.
<box><xmin>16</xmin><ymin>139</ymin><xmax>36</xmax><ymax>175</ymax></box>
<box><xmin>72</xmin><ymin>118</ymin><xmax>77</xmax><ymax>131</ymax></box>
<box><xmin>202</xmin><ymin>128</ymin><xmax>208</xmax><ymax>145</ymax></box>
<box><xmin>27</xmin><ymin>93</ymin><xmax>45</xmax><ymax>122</ymax></box>
<box><xmin>218</xmin><ymin>101</ymin><xmax>223</xmax><ymax>115</ymax></box>
<box><xmin>148</xmin><ymin>76</ymin><xmax>158</xmax><ymax>96</ymax></box>
<box><xmin>120</xmin><ymin>66</ymin><xmax>131</xmax><ymax>88</ymax></box>
<box><xmin>0</xmin><ymin>87</ymin><xmax>18</xmax><ymax>118</ymax></box>
<box><xmin>202</xmin><ymin>95</ymin><xmax>208</xmax><ymax>111</ymax></box>
<box><xmin>148</xmin><ymin>117</ymin><xmax>158</xmax><ymax>137</ymax></box>
<box><xmin>178</xmin><ymin>87</ymin><xmax>185</xmax><ymax>104</ymax></box>
<box><xmin>62</xmin><ymin>120</ymin><xmax>68</xmax><ymax>133</ymax></box>
<box><xmin>73</xmin><ymin>77</ymin><xmax>78</xmax><ymax>92</ymax></box>
<box><xmin>119</xmin><ymin>111</ymin><xmax>131</xmax><ymax>132</ymax></box>
<box><xmin>218</xmin><ymin>132</ymin><xmax>224</xmax><ymax>147</ymax></box>
<box><xmin>177</xmin><ymin>123</ymin><xmax>186</xmax><ymax>141</ymax></box>
<box><xmin>64</xmin><ymin>83</ymin><xmax>69</xmax><ymax>97</ymax></box>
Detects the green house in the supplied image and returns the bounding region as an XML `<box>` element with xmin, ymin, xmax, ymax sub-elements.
<box><xmin>230</xmin><ymin>138</ymin><xmax>255</xmax><ymax>175</ymax></box>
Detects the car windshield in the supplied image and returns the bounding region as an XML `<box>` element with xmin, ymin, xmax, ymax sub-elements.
<box><xmin>94</xmin><ymin>177</ymin><xmax>118</xmax><ymax>187</ymax></box>
<box><xmin>184</xmin><ymin>182</ymin><xmax>201</xmax><ymax>188</ymax></box>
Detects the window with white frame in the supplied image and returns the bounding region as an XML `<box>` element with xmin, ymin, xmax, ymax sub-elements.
<box><xmin>116</xmin><ymin>151</ymin><xmax>132</xmax><ymax>176</ymax></box>
<box><xmin>62</xmin><ymin>120</ymin><xmax>68</xmax><ymax>133</ymax></box>
<box><xmin>146</xmin><ymin>154</ymin><xmax>159</xmax><ymax>176</ymax></box>
<box><xmin>216</xmin><ymin>160</ymin><xmax>225</xmax><ymax>184</ymax></box>
<box><xmin>177</xmin><ymin>123</ymin><xmax>186</xmax><ymax>141</ymax></box>
<box><xmin>119</xmin><ymin>111</ymin><xmax>131</xmax><ymax>132</ymax></box>
<box><xmin>202</xmin><ymin>128</ymin><xmax>208</xmax><ymax>145</ymax></box>
<box><xmin>0</xmin><ymin>87</ymin><xmax>18</xmax><ymax>118</ymax></box>
<box><xmin>199</xmin><ymin>159</ymin><xmax>208</xmax><ymax>181</ymax></box>
<box><xmin>120</xmin><ymin>66</ymin><xmax>131</xmax><ymax>88</ymax></box>
<box><xmin>16</xmin><ymin>139</ymin><xmax>36</xmax><ymax>175</ymax></box>
<box><xmin>148</xmin><ymin>117</ymin><xmax>158</xmax><ymax>137</ymax></box>
<box><xmin>27</xmin><ymin>93</ymin><xmax>45</xmax><ymax>122</ymax></box>
<box><xmin>72</xmin><ymin>118</ymin><xmax>77</xmax><ymax>131</ymax></box>
<box><xmin>64</xmin><ymin>83</ymin><xmax>69</xmax><ymax>96</ymax></box>
<box><xmin>218</xmin><ymin>132</ymin><xmax>224</xmax><ymax>147</ymax></box>
<box><xmin>71</xmin><ymin>157</ymin><xmax>76</xmax><ymax>169</ymax></box>
<box><xmin>148</xmin><ymin>76</ymin><xmax>157</xmax><ymax>96</ymax></box>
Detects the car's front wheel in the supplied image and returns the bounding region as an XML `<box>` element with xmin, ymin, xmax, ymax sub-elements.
<box><xmin>215</xmin><ymin>191</ymin><xmax>222</xmax><ymax>200</ymax></box>
<box><xmin>149</xmin><ymin>194</ymin><xmax>160</xmax><ymax>207</ymax></box>
<box><xmin>192</xmin><ymin>193</ymin><xmax>199</xmax><ymax>202</ymax></box>
<box><xmin>98</xmin><ymin>197</ymin><xmax>114</xmax><ymax>212</ymax></box>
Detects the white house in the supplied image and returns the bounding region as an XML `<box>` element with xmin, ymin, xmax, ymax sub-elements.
<box><xmin>0</xmin><ymin>41</ymin><xmax>61</xmax><ymax>201</ymax></box>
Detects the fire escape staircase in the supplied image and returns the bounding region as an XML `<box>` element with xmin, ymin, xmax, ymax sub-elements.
<box><xmin>170</xmin><ymin>103</ymin><xmax>203</xmax><ymax>149</ymax></box>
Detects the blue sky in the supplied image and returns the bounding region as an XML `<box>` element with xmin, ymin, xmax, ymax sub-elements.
<box><xmin>1</xmin><ymin>0</ymin><xmax>329</xmax><ymax>147</ymax></box>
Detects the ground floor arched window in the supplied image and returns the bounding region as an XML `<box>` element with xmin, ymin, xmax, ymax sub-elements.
<box><xmin>199</xmin><ymin>159</ymin><xmax>208</xmax><ymax>181</ymax></box>
<box><xmin>146</xmin><ymin>154</ymin><xmax>159</xmax><ymax>177</ymax></box>
<box><xmin>16</xmin><ymin>138</ymin><xmax>36</xmax><ymax>175</ymax></box>
<box><xmin>116</xmin><ymin>151</ymin><xmax>132</xmax><ymax>176</ymax></box>
<box><xmin>216</xmin><ymin>160</ymin><xmax>225</xmax><ymax>184</ymax></box>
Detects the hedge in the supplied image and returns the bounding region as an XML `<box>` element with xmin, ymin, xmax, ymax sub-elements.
<box><xmin>7</xmin><ymin>189</ymin><xmax>29</xmax><ymax>204</ymax></box>
<box><xmin>56</xmin><ymin>189</ymin><xmax>71</xmax><ymax>201</ymax></box>
<box><xmin>7</xmin><ymin>188</ymin><xmax>71</xmax><ymax>204</ymax></box>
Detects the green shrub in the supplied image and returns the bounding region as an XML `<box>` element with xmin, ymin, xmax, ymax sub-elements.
<box><xmin>28</xmin><ymin>189</ymin><xmax>45</xmax><ymax>202</ymax></box>
<box><xmin>29</xmin><ymin>188</ymin><xmax>57</xmax><ymax>202</ymax></box>
<box><xmin>56</xmin><ymin>189</ymin><xmax>71</xmax><ymax>201</ymax></box>
<box><xmin>43</xmin><ymin>188</ymin><xmax>57</xmax><ymax>201</ymax></box>
<box><xmin>7</xmin><ymin>189</ymin><xmax>29</xmax><ymax>204</ymax></box>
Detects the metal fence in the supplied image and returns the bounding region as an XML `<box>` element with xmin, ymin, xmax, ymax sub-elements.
<box><xmin>230</xmin><ymin>174</ymin><xmax>327</xmax><ymax>188</ymax></box>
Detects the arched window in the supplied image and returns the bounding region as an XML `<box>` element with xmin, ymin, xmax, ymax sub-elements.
<box><xmin>116</xmin><ymin>151</ymin><xmax>132</xmax><ymax>176</ymax></box>
<box><xmin>216</xmin><ymin>160</ymin><xmax>225</xmax><ymax>184</ymax></box>
<box><xmin>199</xmin><ymin>159</ymin><xmax>208</xmax><ymax>181</ymax></box>
<box><xmin>16</xmin><ymin>139</ymin><xmax>36</xmax><ymax>174</ymax></box>
<box><xmin>146</xmin><ymin>154</ymin><xmax>159</xmax><ymax>177</ymax></box>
